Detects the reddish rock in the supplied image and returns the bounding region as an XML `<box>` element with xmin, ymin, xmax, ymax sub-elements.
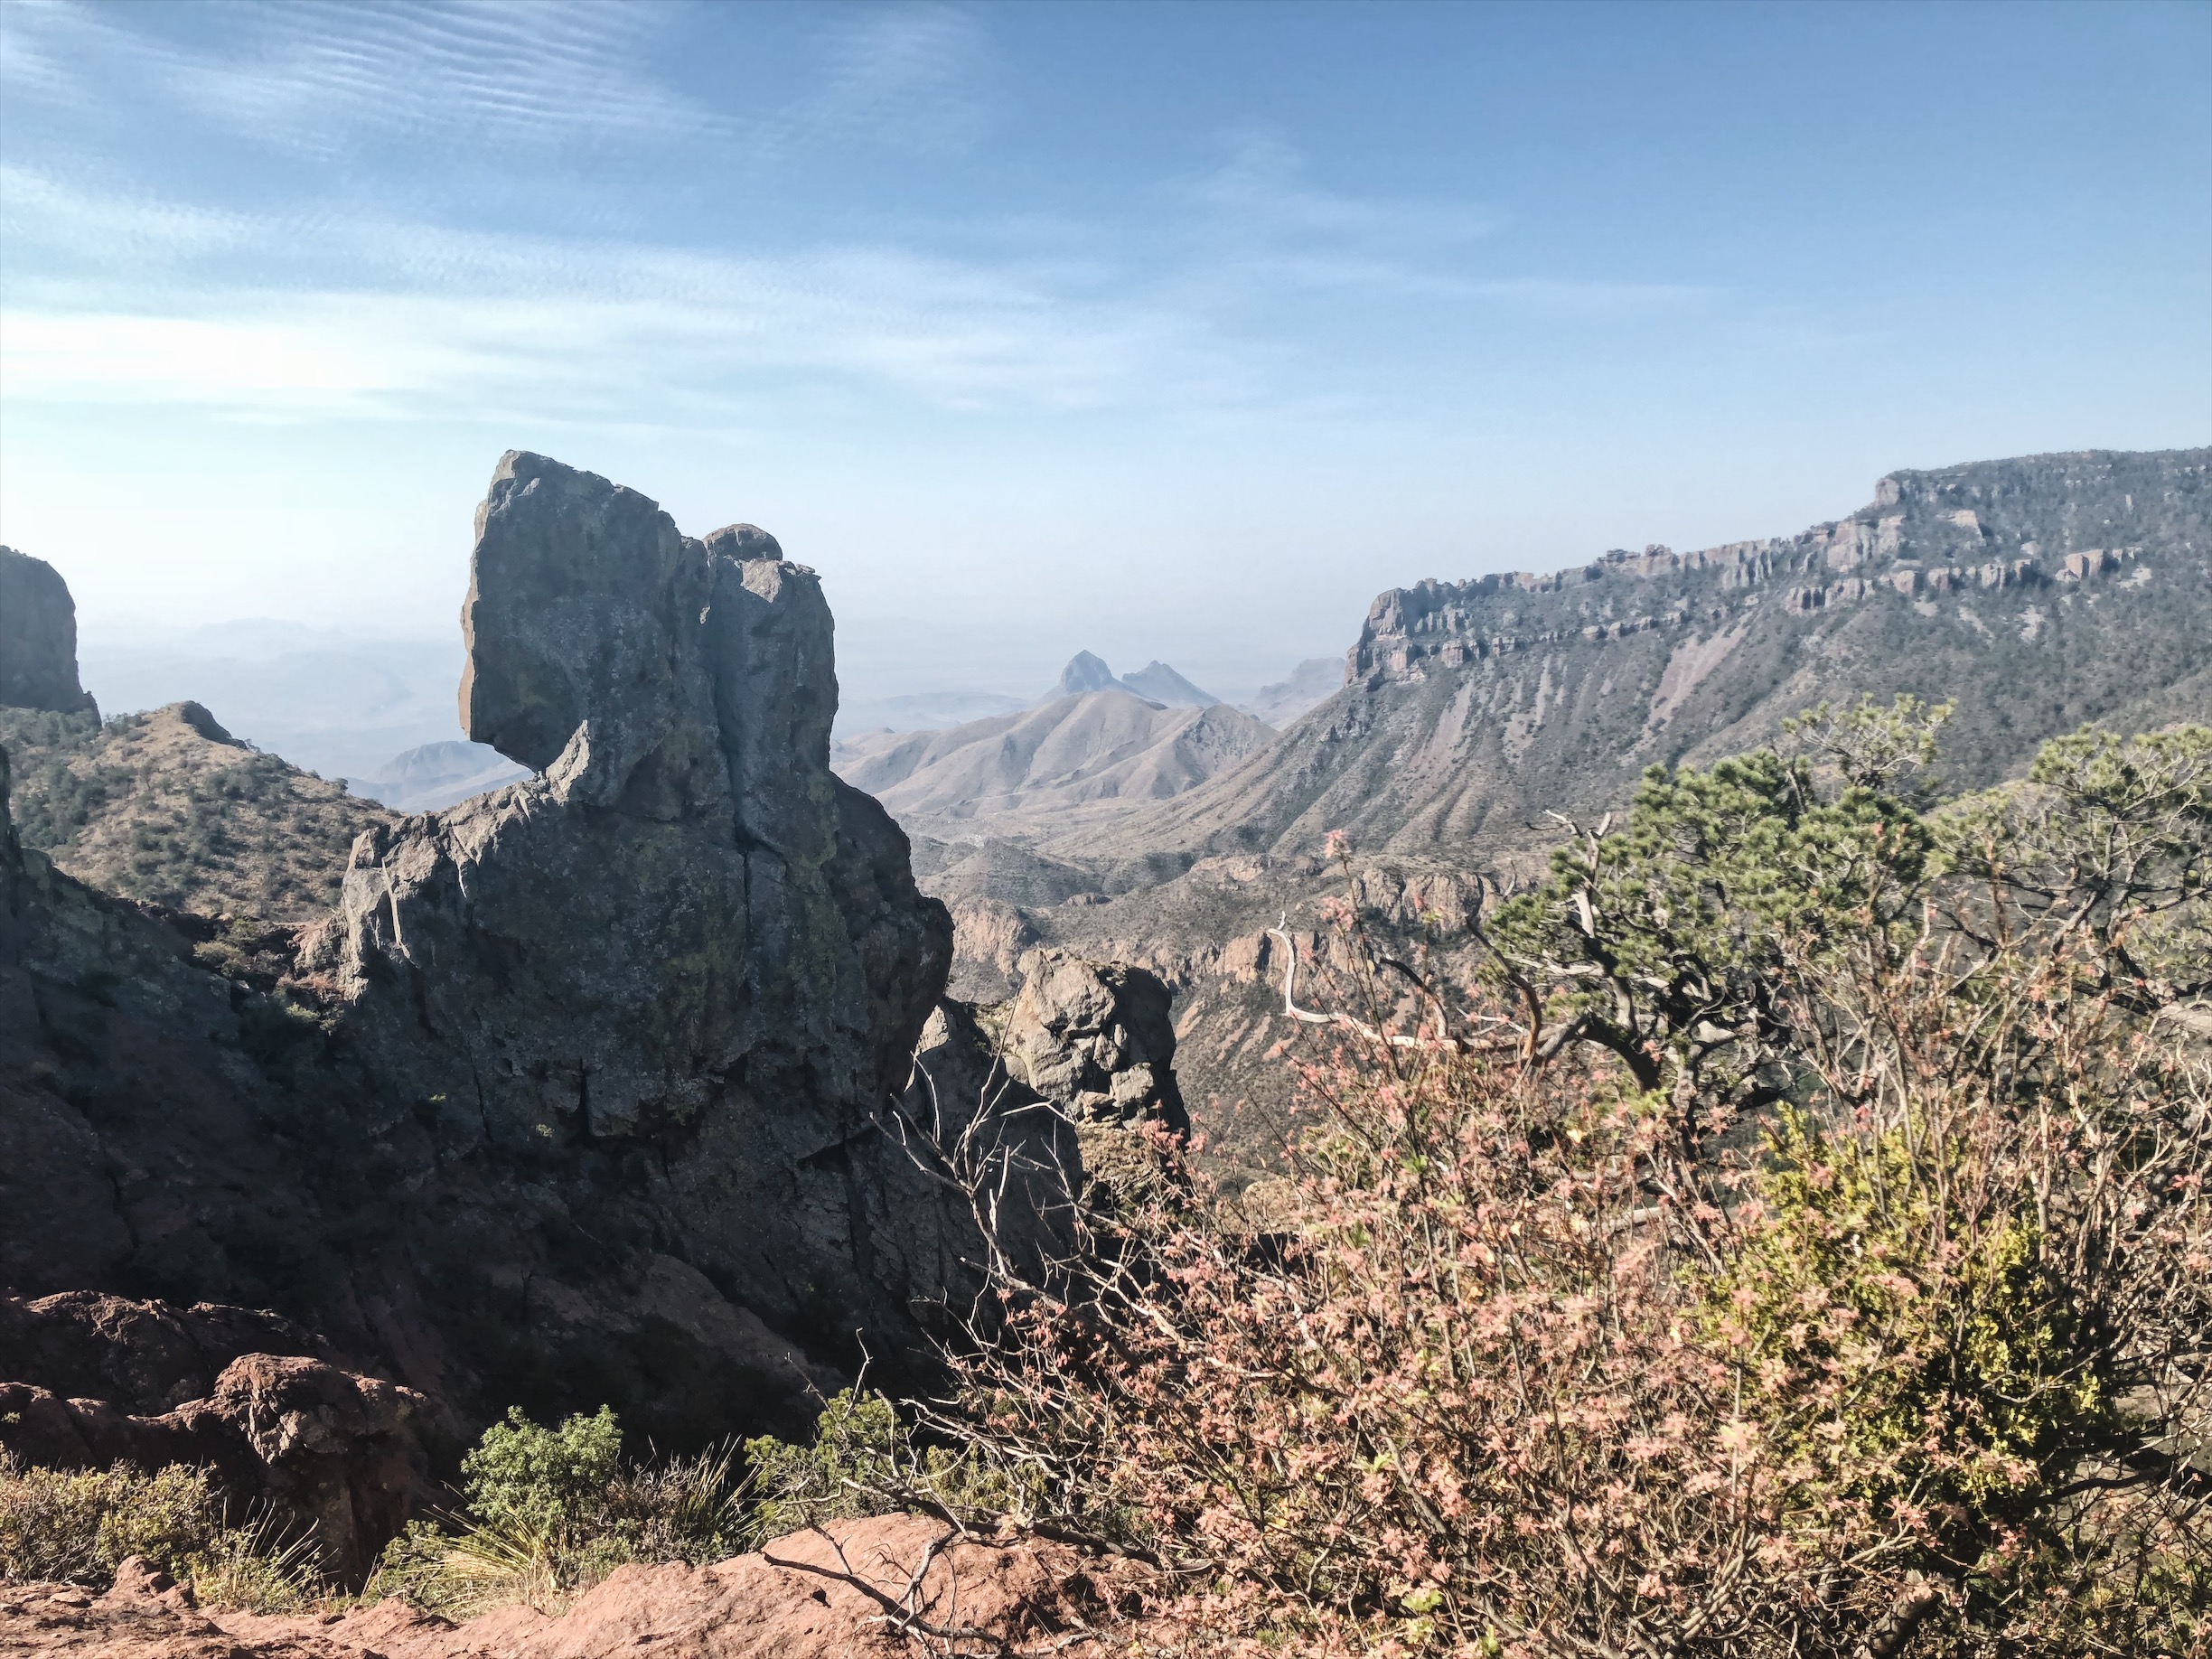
<box><xmin>0</xmin><ymin>1517</ymin><xmax>1143</xmax><ymax>1658</ymax></box>
<box><xmin>0</xmin><ymin>1293</ymin><xmax>333</xmax><ymax>1415</ymax></box>
<box><xmin>0</xmin><ymin>1353</ymin><xmax>423</xmax><ymax>1585</ymax></box>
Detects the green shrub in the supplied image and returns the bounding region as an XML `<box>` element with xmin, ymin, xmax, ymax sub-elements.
<box><xmin>461</xmin><ymin>1405</ymin><xmax>625</xmax><ymax>1540</ymax></box>
<box><xmin>0</xmin><ymin>1455</ymin><xmax>317</xmax><ymax>1609</ymax></box>
<box><xmin>370</xmin><ymin>1407</ymin><xmax>747</xmax><ymax>1618</ymax></box>
<box><xmin>742</xmin><ymin>1390</ymin><xmax>904</xmax><ymax>1540</ymax></box>
<box><xmin>0</xmin><ymin>1458</ymin><xmax>222</xmax><ymax>1584</ymax></box>
<box><xmin>742</xmin><ymin>1389</ymin><xmax>1041</xmax><ymax>1545</ymax></box>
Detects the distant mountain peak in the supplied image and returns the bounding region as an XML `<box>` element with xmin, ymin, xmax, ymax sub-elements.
<box><xmin>1058</xmin><ymin>651</ymin><xmax>1120</xmax><ymax>696</ymax></box>
<box><xmin>1051</xmin><ymin>651</ymin><xmax>1219</xmax><ymax>708</ymax></box>
<box><xmin>1120</xmin><ymin>661</ymin><xmax>1220</xmax><ymax>708</ymax></box>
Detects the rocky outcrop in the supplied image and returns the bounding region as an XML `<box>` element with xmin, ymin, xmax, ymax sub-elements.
<box><xmin>1</xmin><ymin>1359</ymin><xmax>421</xmax><ymax>1585</ymax></box>
<box><xmin>0</xmin><ymin>1293</ymin><xmax>333</xmax><ymax>1413</ymax></box>
<box><xmin>1</xmin><ymin>1295</ymin><xmax>425</xmax><ymax>1583</ymax></box>
<box><xmin>991</xmin><ymin>951</ymin><xmax>1188</xmax><ymax>1136</ymax></box>
<box><xmin>303</xmin><ymin>454</ymin><xmax>966</xmax><ymax>1408</ymax></box>
<box><xmin>0</xmin><ymin>548</ymin><xmax>98</xmax><ymax>716</ymax></box>
<box><xmin>0</xmin><ymin>453</ymin><xmax>1078</xmax><ymax>1457</ymax></box>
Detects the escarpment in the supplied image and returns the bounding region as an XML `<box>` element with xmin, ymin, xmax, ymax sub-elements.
<box><xmin>1055</xmin><ymin>446</ymin><xmax>2209</xmax><ymax>867</ymax></box>
<box><xmin>930</xmin><ymin>447</ymin><xmax>2210</xmax><ymax>1153</ymax></box>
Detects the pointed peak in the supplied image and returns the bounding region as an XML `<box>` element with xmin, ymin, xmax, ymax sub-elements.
<box><xmin>1058</xmin><ymin>651</ymin><xmax>1119</xmax><ymax>696</ymax></box>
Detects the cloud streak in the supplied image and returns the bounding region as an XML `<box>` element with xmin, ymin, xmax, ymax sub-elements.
<box><xmin>1</xmin><ymin>0</ymin><xmax>720</xmax><ymax>155</ymax></box>
<box><xmin>2</xmin><ymin>160</ymin><xmax>1719</xmax><ymax>427</ymax></box>
<box><xmin>1</xmin><ymin>0</ymin><xmax>1002</xmax><ymax>167</ymax></box>
<box><xmin>1</xmin><ymin>7</ymin><xmax>1724</xmax><ymax>430</ymax></box>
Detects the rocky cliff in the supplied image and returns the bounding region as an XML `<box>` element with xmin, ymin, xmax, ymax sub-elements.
<box><xmin>0</xmin><ymin>548</ymin><xmax>98</xmax><ymax>717</ymax></box>
<box><xmin>0</xmin><ymin>453</ymin><xmax>1109</xmax><ymax>1464</ymax></box>
<box><xmin>1064</xmin><ymin>447</ymin><xmax>2209</xmax><ymax>863</ymax></box>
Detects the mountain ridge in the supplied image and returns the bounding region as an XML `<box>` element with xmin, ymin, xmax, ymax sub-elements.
<box><xmin>894</xmin><ymin>446</ymin><xmax>2212</xmax><ymax>1156</ymax></box>
<box><xmin>1044</xmin><ymin>446</ymin><xmax>2209</xmax><ymax>867</ymax></box>
<box><xmin>832</xmin><ymin>687</ymin><xmax>1273</xmax><ymax>839</ymax></box>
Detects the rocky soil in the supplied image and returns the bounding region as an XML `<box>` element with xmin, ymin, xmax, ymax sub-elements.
<box><xmin>0</xmin><ymin>1517</ymin><xmax>1139</xmax><ymax>1657</ymax></box>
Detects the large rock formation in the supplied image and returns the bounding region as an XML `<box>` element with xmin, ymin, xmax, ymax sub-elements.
<box><xmin>303</xmin><ymin>453</ymin><xmax>971</xmax><ymax>1400</ymax></box>
<box><xmin>0</xmin><ymin>547</ymin><xmax>98</xmax><ymax>716</ymax></box>
<box><xmin>0</xmin><ymin>455</ymin><xmax>1119</xmax><ymax>1463</ymax></box>
<box><xmin>991</xmin><ymin>951</ymin><xmax>1188</xmax><ymax>1136</ymax></box>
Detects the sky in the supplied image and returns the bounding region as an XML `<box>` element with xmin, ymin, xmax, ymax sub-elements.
<box><xmin>2</xmin><ymin>0</ymin><xmax>2208</xmax><ymax>705</ymax></box>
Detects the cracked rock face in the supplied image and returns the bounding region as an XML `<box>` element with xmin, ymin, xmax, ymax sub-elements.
<box><xmin>313</xmin><ymin>451</ymin><xmax>961</xmax><ymax>1400</ymax></box>
<box><xmin>994</xmin><ymin>951</ymin><xmax>1189</xmax><ymax>1136</ymax></box>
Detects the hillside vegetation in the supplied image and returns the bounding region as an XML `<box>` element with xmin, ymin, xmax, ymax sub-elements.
<box><xmin>0</xmin><ymin>701</ymin><xmax>390</xmax><ymax>921</ymax></box>
<box><xmin>852</xmin><ymin>708</ymin><xmax>2212</xmax><ymax>1655</ymax></box>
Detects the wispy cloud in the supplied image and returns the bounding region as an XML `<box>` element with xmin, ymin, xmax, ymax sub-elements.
<box><xmin>0</xmin><ymin>0</ymin><xmax>1000</xmax><ymax>164</ymax></box>
<box><xmin>0</xmin><ymin>173</ymin><xmax>1242</xmax><ymax>419</ymax></box>
<box><xmin>793</xmin><ymin>5</ymin><xmax>999</xmax><ymax>156</ymax></box>
<box><xmin>0</xmin><ymin>160</ymin><xmax>1726</xmax><ymax>426</ymax></box>
<box><xmin>0</xmin><ymin>0</ymin><xmax>717</xmax><ymax>155</ymax></box>
<box><xmin>1188</xmin><ymin>132</ymin><xmax>1498</xmax><ymax>251</ymax></box>
<box><xmin>0</xmin><ymin>8</ymin><xmax>1723</xmax><ymax>429</ymax></box>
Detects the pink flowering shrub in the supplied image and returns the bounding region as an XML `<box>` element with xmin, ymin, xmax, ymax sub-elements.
<box><xmin>885</xmin><ymin>715</ymin><xmax>2211</xmax><ymax>1656</ymax></box>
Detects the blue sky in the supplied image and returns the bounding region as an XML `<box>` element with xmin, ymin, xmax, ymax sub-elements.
<box><xmin>2</xmin><ymin>0</ymin><xmax>2207</xmax><ymax>701</ymax></box>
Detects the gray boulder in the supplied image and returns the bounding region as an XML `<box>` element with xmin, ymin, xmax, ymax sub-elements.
<box><xmin>0</xmin><ymin>547</ymin><xmax>98</xmax><ymax>714</ymax></box>
<box><xmin>994</xmin><ymin>950</ymin><xmax>1190</xmax><ymax>1135</ymax></box>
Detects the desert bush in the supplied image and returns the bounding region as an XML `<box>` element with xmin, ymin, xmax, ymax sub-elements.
<box><xmin>0</xmin><ymin>1455</ymin><xmax>317</xmax><ymax>1609</ymax></box>
<box><xmin>370</xmin><ymin>1406</ymin><xmax>747</xmax><ymax>1617</ymax></box>
<box><xmin>880</xmin><ymin>711</ymin><xmax>2212</xmax><ymax>1656</ymax></box>
<box><xmin>742</xmin><ymin>1387</ymin><xmax>1036</xmax><ymax>1547</ymax></box>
